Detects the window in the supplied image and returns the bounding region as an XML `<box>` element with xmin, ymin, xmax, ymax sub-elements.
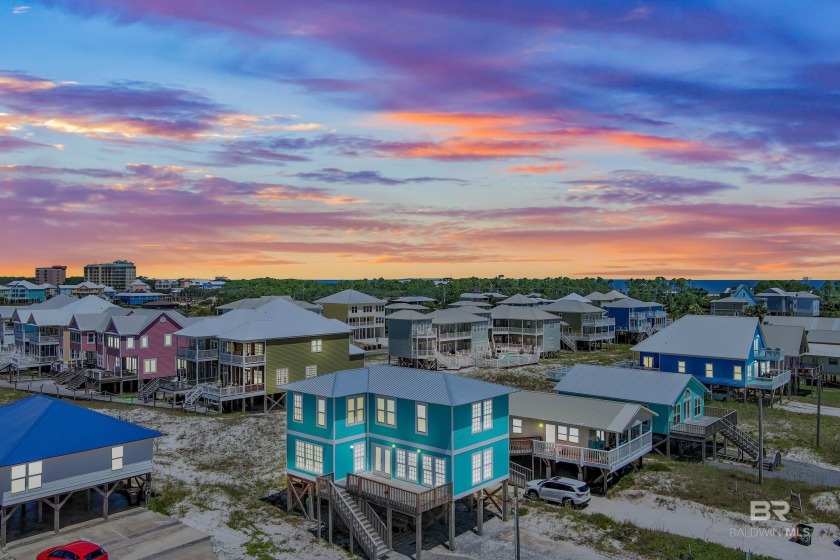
<box><xmin>295</xmin><ymin>440</ymin><xmax>323</xmax><ymax>474</ymax></box>
<box><xmin>557</xmin><ymin>425</ymin><xmax>568</xmax><ymax>440</ymax></box>
<box><xmin>672</xmin><ymin>406</ymin><xmax>681</xmax><ymax>425</ymax></box>
<box><xmin>677</xmin><ymin>361</ymin><xmax>685</xmax><ymax>373</ymax></box>
<box><xmin>140</xmin><ymin>335</ymin><xmax>148</xmax><ymax>349</ymax></box>
<box><xmin>733</xmin><ymin>365</ymin><xmax>742</xmax><ymax>381</ymax></box>
<box><xmin>483</xmin><ymin>399</ymin><xmax>493</xmax><ymax>430</ymax></box>
<box><xmin>595</xmin><ymin>430</ymin><xmax>605</xmax><ymax>442</ymax></box>
<box><xmin>107</xmin><ymin>336</ymin><xmax>119</xmax><ymax>349</ymax></box>
<box><xmin>112</xmin><ymin>446</ymin><xmax>124</xmax><ymax>470</ymax></box>
<box><xmin>422</xmin><ymin>455</ymin><xmax>433</xmax><ymax>486</ymax></box>
<box><xmin>305</xmin><ymin>365</ymin><xmax>317</xmax><ymax>379</ymax></box>
<box><xmin>472</xmin><ymin>400</ymin><xmax>492</xmax><ymax>434</ymax></box>
<box><xmin>568</xmin><ymin>427</ymin><xmax>579</xmax><ymax>444</ymax></box>
<box><xmin>310</xmin><ymin>339</ymin><xmax>323</xmax><ymax>353</ymax></box>
<box><xmin>126</xmin><ymin>337</ymin><xmax>135</xmax><ymax>350</ymax></box>
<box><xmin>293</xmin><ymin>393</ymin><xmax>302</xmax><ymax>422</ymax></box>
<box><xmin>482</xmin><ymin>448</ymin><xmax>493</xmax><ymax>480</ymax></box>
<box><xmin>87</xmin><ymin>332</ymin><xmax>95</xmax><ymax>344</ymax></box>
<box><xmin>471</xmin><ymin>452</ymin><xmax>482</xmax><ymax>485</ymax></box>
<box><xmin>416</xmin><ymin>402</ymin><xmax>427</xmax><ymax>434</ymax></box>
<box><xmin>10</xmin><ymin>461</ymin><xmax>42</xmax><ymax>493</ymax></box>
<box><xmin>396</xmin><ymin>449</ymin><xmax>407</xmax><ymax>479</ymax></box>
<box><xmin>353</xmin><ymin>444</ymin><xmax>365</xmax><ymax>473</ymax></box>
<box><xmin>143</xmin><ymin>358</ymin><xmax>157</xmax><ymax>374</ymax></box>
<box><xmin>705</xmin><ymin>363</ymin><xmax>713</xmax><ymax>378</ymax></box>
<box><xmin>164</xmin><ymin>334</ymin><xmax>172</xmax><ymax>347</ymax></box>
<box><xmin>694</xmin><ymin>397</ymin><xmax>701</xmax><ymax>417</ymax></box>
<box><xmin>276</xmin><ymin>368</ymin><xmax>289</xmax><ymax>385</ymax></box>
<box><xmin>643</xmin><ymin>355</ymin><xmax>654</xmax><ymax>368</ymax></box>
<box><xmin>830</xmin><ymin>358</ymin><xmax>839</xmax><ymax>366</ymax></box>
<box><xmin>376</xmin><ymin>396</ymin><xmax>396</xmax><ymax>426</ymax></box>
<box><xmin>351</xmin><ymin>306</ymin><xmax>358</xmax><ymax>314</ymax></box>
<box><xmin>434</xmin><ymin>458</ymin><xmax>446</xmax><ymax>487</ymax></box>
<box><xmin>407</xmin><ymin>452</ymin><xmax>418</xmax><ymax>482</ymax></box>
<box><xmin>512</xmin><ymin>418</ymin><xmax>522</xmax><ymax>434</ymax></box>
<box><xmin>471</xmin><ymin>402</ymin><xmax>482</xmax><ymax>433</ymax></box>
<box><xmin>363</xmin><ymin>305</ymin><xmax>372</xmax><ymax>313</ymax></box>
<box><xmin>316</xmin><ymin>397</ymin><xmax>326</xmax><ymax>427</ymax></box>
<box><xmin>347</xmin><ymin>395</ymin><xmax>365</xmax><ymax>425</ymax></box>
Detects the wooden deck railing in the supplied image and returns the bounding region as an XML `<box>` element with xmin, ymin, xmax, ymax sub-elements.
<box><xmin>345</xmin><ymin>473</ymin><xmax>452</xmax><ymax>515</ymax></box>
<box><xmin>509</xmin><ymin>437</ymin><xmax>536</xmax><ymax>455</ymax></box>
<box><xmin>532</xmin><ymin>431</ymin><xmax>652</xmax><ymax>472</ymax></box>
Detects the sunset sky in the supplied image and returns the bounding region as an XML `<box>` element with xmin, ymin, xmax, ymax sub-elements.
<box><xmin>2</xmin><ymin>1</ymin><xmax>840</xmax><ymax>280</ymax></box>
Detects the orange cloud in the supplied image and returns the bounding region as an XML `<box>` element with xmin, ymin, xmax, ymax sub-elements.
<box><xmin>509</xmin><ymin>162</ymin><xmax>568</xmax><ymax>174</ymax></box>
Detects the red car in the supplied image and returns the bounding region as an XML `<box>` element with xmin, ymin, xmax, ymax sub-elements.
<box><xmin>37</xmin><ymin>541</ymin><xmax>108</xmax><ymax>560</ymax></box>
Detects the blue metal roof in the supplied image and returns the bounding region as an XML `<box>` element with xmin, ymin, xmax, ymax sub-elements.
<box><xmin>0</xmin><ymin>395</ymin><xmax>162</xmax><ymax>467</ymax></box>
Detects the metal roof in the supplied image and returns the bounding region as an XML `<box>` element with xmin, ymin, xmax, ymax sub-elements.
<box><xmin>603</xmin><ymin>297</ymin><xmax>663</xmax><ymax>309</ymax></box>
<box><xmin>459</xmin><ymin>293</ymin><xmax>489</xmax><ymax>300</ymax></box>
<box><xmin>762</xmin><ymin>325</ymin><xmax>806</xmax><ymax>358</ymax></box>
<box><xmin>805</xmin><ymin>343</ymin><xmax>840</xmax><ymax>358</ymax></box>
<box><xmin>393</xmin><ymin>296</ymin><xmax>437</xmax><ymax>303</ymax></box>
<box><xmin>282</xmin><ymin>365</ymin><xmax>516</xmax><ymax>406</ymax></box>
<box><xmin>712</xmin><ymin>296</ymin><xmax>750</xmax><ymax>303</ymax></box>
<box><xmin>216</xmin><ymin>296</ymin><xmax>286</xmax><ymax>311</ymax></box>
<box><xmin>604</xmin><ymin>290</ymin><xmax>628</xmax><ymax>299</ymax></box>
<box><xmin>447</xmin><ymin>305</ymin><xmax>490</xmax><ymax>316</ymax></box>
<box><xmin>490</xmin><ymin>305</ymin><xmax>561</xmax><ymax>321</ymax></box>
<box><xmin>552</xmin><ymin>364</ymin><xmax>705</xmax><ymax>406</ymax></box>
<box><xmin>541</xmin><ymin>299</ymin><xmax>605</xmax><ymax>314</ymax></box>
<box><xmin>497</xmin><ymin>294</ymin><xmax>537</xmax><ymax>306</ymax></box>
<box><xmin>806</xmin><ymin>329</ymin><xmax>840</xmax><ymax>345</ymax></box>
<box><xmin>385</xmin><ymin>310</ymin><xmax>431</xmax><ymax>321</ymax></box>
<box><xmin>9</xmin><ymin>280</ymin><xmax>43</xmax><ymax>290</ymax></box>
<box><xmin>764</xmin><ymin>316</ymin><xmax>840</xmax><ymax>331</ymax></box>
<box><xmin>314</xmin><ymin>289</ymin><xmax>386</xmax><ymax>305</ymax></box>
<box><xmin>71</xmin><ymin>308</ymin><xmax>132</xmax><ymax>331</ymax></box>
<box><xmin>631</xmin><ymin>315</ymin><xmax>759</xmax><ymax>360</ymax></box>
<box><xmin>175</xmin><ymin>297</ymin><xmax>351</xmax><ymax>341</ymax></box>
<box><xmin>27</xmin><ymin>310</ymin><xmax>73</xmax><ymax>327</ymax></box>
<box><xmin>428</xmin><ymin>308</ymin><xmax>488</xmax><ymax>325</ymax></box>
<box><xmin>449</xmin><ymin>300</ymin><xmax>491</xmax><ymax>308</ymax></box>
<box><xmin>509</xmin><ymin>391</ymin><xmax>656</xmax><ymax>433</ymax></box>
<box><xmin>385</xmin><ymin>303</ymin><xmax>429</xmax><ymax>311</ymax></box>
<box><xmin>558</xmin><ymin>293</ymin><xmax>592</xmax><ymax>303</ymax></box>
<box><xmin>0</xmin><ymin>395</ymin><xmax>162</xmax><ymax>467</ymax></box>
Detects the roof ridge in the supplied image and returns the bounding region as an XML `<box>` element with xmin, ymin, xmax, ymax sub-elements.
<box><xmin>0</xmin><ymin>396</ymin><xmax>53</xmax><ymax>465</ymax></box>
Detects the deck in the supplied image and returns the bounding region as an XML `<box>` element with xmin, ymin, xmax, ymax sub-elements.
<box><xmin>517</xmin><ymin>431</ymin><xmax>652</xmax><ymax>473</ymax></box>
<box><xmin>331</xmin><ymin>473</ymin><xmax>452</xmax><ymax>516</ymax></box>
<box><xmin>670</xmin><ymin>407</ymin><xmax>736</xmax><ymax>439</ymax></box>
<box><xmin>202</xmin><ymin>383</ymin><xmax>265</xmax><ymax>401</ymax></box>
<box><xmin>745</xmin><ymin>369</ymin><xmax>791</xmax><ymax>390</ymax></box>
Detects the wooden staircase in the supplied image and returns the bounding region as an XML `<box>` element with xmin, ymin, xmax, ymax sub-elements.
<box><xmin>509</xmin><ymin>462</ymin><xmax>533</xmax><ymax>489</ymax></box>
<box><xmin>559</xmin><ymin>332</ymin><xmax>577</xmax><ymax>352</ymax></box>
<box><xmin>718</xmin><ymin>417</ymin><xmax>777</xmax><ymax>469</ymax></box>
<box><xmin>65</xmin><ymin>370</ymin><xmax>90</xmax><ymax>390</ymax></box>
<box><xmin>329</xmin><ymin>481</ymin><xmax>387</xmax><ymax>559</ymax></box>
<box><xmin>183</xmin><ymin>383</ymin><xmax>209</xmax><ymax>407</ymax></box>
<box><xmin>139</xmin><ymin>378</ymin><xmax>162</xmax><ymax>399</ymax></box>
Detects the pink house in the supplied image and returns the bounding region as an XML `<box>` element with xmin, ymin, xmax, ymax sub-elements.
<box><xmin>102</xmin><ymin>310</ymin><xmax>192</xmax><ymax>381</ymax></box>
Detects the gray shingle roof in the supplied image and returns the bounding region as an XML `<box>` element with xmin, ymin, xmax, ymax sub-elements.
<box><xmin>314</xmin><ymin>289</ymin><xmax>385</xmax><ymax>305</ymax></box>
<box><xmin>552</xmin><ymin>364</ymin><xmax>704</xmax><ymax>406</ymax></box>
<box><xmin>631</xmin><ymin>315</ymin><xmax>759</xmax><ymax>360</ymax></box>
<box><xmin>385</xmin><ymin>303</ymin><xmax>429</xmax><ymax>311</ymax></box>
<box><xmin>509</xmin><ymin>391</ymin><xmax>656</xmax><ymax>433</ymax></box>
<box><xmin>490</xmin><ymin>305</ymin><xmax>561</xmax><ymax>321</ymax></box>
<box><xmin>762</xmin><ymin>324</ymin><xmax>806</xmax><ymax>358</ymax></box>
<box><xmin>805</xmin><ymin>343</ymin><xmax>840</xmax><ymax>358</ymax></box>
<box><xmin>282</xmin><ymin>365</ymin><xmax>517</xmax><ymax>406</ymax></box>
<box><xmin>541</xmin><ymin>300</ymin><xmax>605</xmax><ymax>314</ymax></box>
<box><xmin>175</xmin><ymin>297</ymin><xmax>351</xmax><ymax>341</ymax></box>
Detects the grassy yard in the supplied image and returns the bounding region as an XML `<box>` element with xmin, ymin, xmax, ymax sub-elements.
<box><xmin>0</xmin><ymin>387</ymin><xmax>27</xmax><ymax>406</ymax></box>
<box><xmin>791</xmin><ymin>385</ymin><xmax>840</xmax><ymax>407</ymax></box>
<box><xmin>539</xmin><ymin>343</ymin><xmax>635</xmax><ymax>368</ymax></box>
<box><xmin>611</xmin><ymin>456</ymin><xmax>840</xmax><ymax>528</ymax></box>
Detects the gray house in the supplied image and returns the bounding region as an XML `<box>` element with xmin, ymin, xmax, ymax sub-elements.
<box><xmin>0</xmin><ymin>395</ymin><xmax>161</xmax><ymax>544</ymax></box>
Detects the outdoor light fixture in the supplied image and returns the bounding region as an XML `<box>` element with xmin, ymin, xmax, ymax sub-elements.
<box><xmin>539</xmin><ymin>423</ymin><xmax>544</xmax><ymax>428</ymax></box>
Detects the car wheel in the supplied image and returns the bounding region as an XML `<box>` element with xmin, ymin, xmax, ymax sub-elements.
<box><xmin>562</xmin><ymin>498</ymin><xmax>574</xmax><ymax>508</ymax></box>
<box><xmin>526</xmin><ymin>490</ymin><xmax>539</xmax><ymax>500</ymax></box>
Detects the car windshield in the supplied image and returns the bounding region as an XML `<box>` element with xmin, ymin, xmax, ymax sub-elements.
<box><xmin>576</xmin><ymin>484</ymin><xmax>589</xmax><ymax>492</ymax></box>
<box><xmin>86</xmin><ymin>549</ymin><xmax>106</xmax><ymax>560</ymax></box>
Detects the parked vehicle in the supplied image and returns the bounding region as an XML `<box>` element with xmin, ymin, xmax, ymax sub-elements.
<box><xmin>37</xmin><ymin>541</ymin><xmax>108</xmax><ymax>560</ymax></box>
<box><xmin>525</xmin><ymin>476</ymin><xmax>591</xmax><ymax>507</ymax></box>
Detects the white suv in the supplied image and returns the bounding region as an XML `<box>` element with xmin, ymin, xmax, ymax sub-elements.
<box><xmin>525</xmin><ymin>476</ymin><xmax>591</xmax><ymax>507</ymax></box>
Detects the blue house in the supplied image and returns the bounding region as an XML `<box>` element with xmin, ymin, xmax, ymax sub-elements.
<box><xmin>603</xmin><ymin>297</ymin><xmax>667</xmax><ymax>341</ymax></box>
<box><xmin>6</xmin><ymin>281</ymin><xmax>47</xmax><ymax>304</ymax></box>
<box><xmin>631</xmin><ymin>315</ymin><xmax>792</xmax><ymax>399</ymax></box>
<box><xmin>756</xmin><ymin>288</ymin><xmax>820</xmax><ymax>317</ymax></box>
<box><xmin>283</xmin><ymin>364</ymin><xmax>516</xmax><ymax>559</ymax></box>
<box><xmin>117</xmin><ymin>292</ymin><xmax>166</xmax><ymax>305</ymax></box>
<box><xmin>550</xmin><ymin>364</ymin><xmax>766</xmax><ymax>464</ymax></box>
<box><xmin>0</xmin><ymin>395</ymin><xmax>161</xmax><ymax>545</ymax></box>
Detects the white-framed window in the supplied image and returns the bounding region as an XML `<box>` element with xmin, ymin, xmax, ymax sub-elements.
<box><xmin>295</xmin><ymin>440</ymin><xmax>323</xmax><ymax>474</ymax></box>
<box><xmin>276</xmin><ymin>368</ymin><xmax>289</xmax><ymax>385</ymax></box>
<box><xmin>434</xmin><ymin>457</ymin><xmax>445</xmax><ymax>487</ymax></box>
<box><xmin>482</xmin><ymin>448</ymin><xmax>493</xmax><ymax>481</ymax></box>
<box><xmin>107</xmin><ymin>335</ymin><xmax>119</xmax><ymax>349</ymax></box>
<box><xmin>422</xmin><ymin>455</ymin><xmax>433</xmax><ymax>486</ymax></box>
<box><xmin>672</xmin><ymin>405</ymin><xmax>681</xmax><ymax>425</ymax></box>
<box><xmin>143</xmin><ymin>358</ymin><xmax>157</xmax><ymax>374</ymax></box>
<box><xmin>347</xmin><ymin>395</ymin><xmax>365</xmax><ymax>425</ymax></box>
<box><xmin>677</xmin><ymin>361</ymin><xmax>685</xmax><ymax>373</ymax></box>
<box><xmin>353</xmin><ymin>444</ymin><xmax>365</xmax><ymax>473</ymax></box>
<box><xmin>483</xmin><ymin>399</ymin><xmax>493</xmax><ymax>430</ymax></box>
<box><xmin>140</xmin><ymin>335</ymin><xmax>148</xmax><ymax>349</ymax></box>
<box><xmin>376</xmin><ymin>396</ymin><xmax>396</xmax><ymax>426</ymax></box>
<box><xmin>512</xmin><ymin>418</ymin><xmax>522</xmax><ymax>434</ymax></box>
<box><xmin>164</xmin><ymin>334</ymin><xmax>172</xmax><ymax>347</ymax></box>
<box><xmin>643</xmin><ymin>355</ymin><xmax>654</xmax><ymax>368</ymax></box>
<box><xmin>471</xmin><ymin>399</ymin><xmax>493</xmax><ymax>434</ymax></box>
<box><xmin>471</xmin><ymin>402</ymin><xmax>482</xmax><ymax>433</ymax></box>
<box><xmin>293</xmin><ymin>393</ymin><xmax>303</xmax><ymax>422</ymax></box>
<box><xmin>305</xmin><ymin>365</ymin><xmax>317</xmax><ymax>379</ymax></box>
<box><xmin>310</xmin><ymin>339</ymin><xmax>323</xmax><ymax>353</ymax></box>
<box><xmin>316</xmin><ymin>397</ymin><xmax>326</xmax><ymax>427</ymax></box>
<box><xmin>112</xmin><ymin>446</ymin><xmax>124</xmax><ymax>470</ymax></box>
<box><xmin>10</xmin><ymin>461</ymin><xmax>42</xmax><ymax>493</ymax></box>
<box><xmin>471</xmin><ymin>452</ymin><xmax>482</xmax><ymax>485</ymax></box>
<box><xmin>595</xmin><ymin>430</ymin><xmax>606</xmax><ymax>442</ymax></box>
<box><xmin>733</xmin><ymin>365</ymin><xmax>743</xmax><ymax>381</ymax></box>
<box><xmin>126</xmin><ymin>337</ymin><xmax>135</xmax><ymax>350</ymax></box>
<box><xmin>351</xmin><ymin>306</ymin><xmax>358</xmax><ymax>314</ymax></box>
<box><xmin>705</xmin><ymin>363</ymin><xmax>713</xmax><ymax>378</ymax></box>
<box><xmin>407</xmin><ymin>452</ymin><xmax>418</xmax><ymax>482</ymax></box>
<box><xmin>416</xmin><ymin>402</ymin><xmax>427</xmax><ymax>434</ymax></box>
<box><xmin>363</xmin><ymin>305</ymin><xmax>372</xmax><ymax>313</ymax></box>
<box><xmin>87</xmin><ymin>332</ymin><xmax>95</xmax><ymax>344</ymax></box>
<box><xmin>396</xmin><ymin>449</ymin><xmax>407</xmax><ymax>479</ymax></box>
<box><xmin>694</xmin><ymin>397</ymin><xmax>701</xmax><ymax>417</ymax></box>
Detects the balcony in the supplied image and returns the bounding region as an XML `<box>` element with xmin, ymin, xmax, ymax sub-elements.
<box><xmin>411</xmin><ymin>348</ymin><xmax>436</xmax><ymax>358</ymax></box>
<box><xmin>29</xmin><ymin>332</ymin><xmax>60</xmax><ymax>344</ymax></box>
<box><xmin>670</xmin><ymin>407</ymin><xmax>736</xmax><ymax>439</ymax></box>
<box><xmin>746</xmin><ymin>369</ymin><xmax>792</xmax><ymax>391</ymax></box>
<box><xmin>177</xmin><ymin>348</ymin><xmax>219</xmax><ymax>361</ymax></box>
<box><xmin>569</xmin><ymin>331</ymin><xmax>616</xmax><ymax>342</ymax></box>
<box><xmin>341</xmin><ymin>473</ymin><xmax>452</xmax><ymax>516</ymax></box>
<box><xmin>411</xmin><ymin>328</ymin><xmax>436</xmax><ymax>338</ymax></box>
<box><xmin>492</xmin><ymin>325</ymin><xmax>544</xmax><ymax>335</ymax></box>
<box><xmin>436</xmin><ymin>330</ymin><xmax>473</xmax><ymax>341</ymax></box>
<box><xmin>755</xmin><ymin>348</ymin><xmax>784</xmax><ymax>361</ymax></box>
<box><xmin>348</xmin><ymin>320</ymin><xmax>379</xmax><ymax>328</ymax></box>
<box><xmin>531</xmin><ymin>431</ymin><xmax>652</xmax><ymax>472</ymax></box>
<box><xmin>582</xmin><ymin>318</ymin><xmax>615</xmax><ymax>328</ymax></box>
<box><xmin>219</xmin><ymin>352</ymin><xmax>266</xmax><ymax>366</ymax></box>
<box><xmin>204</xmin><ymin>383</ymin><xmax>265</xmax><ymax>399</ymax></box>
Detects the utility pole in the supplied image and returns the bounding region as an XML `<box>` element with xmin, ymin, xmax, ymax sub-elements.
<box><xmin>816</xmin><ymin>373</ymin><xmax>822</xmax><ymax>448</ymax></box>
<box><xmin>513</xmin><ymin>485</ymin><xmax>520</xmax><ymax>560</ymax></box>
<box><xmin>758</xmin><ymin>390</ymin><xmax>764</xmax><ymax>485</ymax></box>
